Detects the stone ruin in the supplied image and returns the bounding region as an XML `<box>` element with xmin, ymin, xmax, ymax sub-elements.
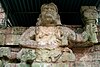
<box><xmin>0</xmin><ymin>3</ymin><xmax>100</xmax><ymax>67</ymax></box>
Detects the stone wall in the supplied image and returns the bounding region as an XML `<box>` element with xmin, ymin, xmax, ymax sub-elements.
<box><xmin>0</xmin><ymin>26</ymin><xmax>100</xmax><ymax>67</ymax></box>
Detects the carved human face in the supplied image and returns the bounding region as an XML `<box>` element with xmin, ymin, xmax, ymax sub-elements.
<box><xmin>83</xmin><ymin>9</ymin><xmax>98</xmax><ymax>20</ymax></box>
<box><xmin>91</xmin><ymin>23</ymin><xmax>98</xmax><ymax>33</ymax></box>
<box><xmin>41</xmin><ymin>5</ymin><xmax>57</xmax><ymax>22</ymax></box>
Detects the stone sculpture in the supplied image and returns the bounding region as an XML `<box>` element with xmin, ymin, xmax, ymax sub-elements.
<box><xmin>81</xmin><ymin>6</ymin><xmax>98</xmax><ymax>43</ymax></box>
<box><xmin>19</xmin><ymin>3</ymin><xmax>98</xmax><ymax>63</ymax></box>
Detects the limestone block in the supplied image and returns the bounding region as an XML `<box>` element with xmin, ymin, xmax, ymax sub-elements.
<box><xmin>57</xmin><ymin>47</ymin><xmax>75</xmax><ymax>62</ymax></box>
<box><xmin>10</xmin><ymin>47</ymin><xmax>21</xmax><ymax>52</ymax></box>
<box><xmin>73</xmin><ymin>61</ymin><xmax>88</xmax><ymax>67</ymax></box>
<box><xmin>8</xmin><ymin>52</ymin><xmax>17</xmax><ymax>59</ymax></box>
<box><xmin>4</xmin><ymin>63</ymin><xmax>30</xmax><ymax>67</ymax></box>
<box><xmin>0</xmin><ymin>60</ymin><xmax>3</xmax><ymax>67</ymax></box>
<box><xmin>92</xmin><ymin>61</ymin><xmax>100</xmax><ymax>67</ymax></box>
<box><xmin>17</xmin><ymin>48</ymin><xmax>36</xmax><ymax>62</ymax></box>
<box><xmin>31</xmin><ymin>63</ymin><xmax>43</xmax><ymax>67</ymax></box>
<box><xmin>0</xmin><ymin>28</ymin><xmax>6</xmax><ymax>34</ymax></box>
<box><xmin>92</xmin><ymin>51</ymin><xmax>100</xmax><ymax>60</ymax></box>
<box><xmin>5</xmin><ymin>34</ymin><xmax>20</xmax><ymax>45</ymax></box>
<box><xmin>0</xmin><ymin>47</ymin><xmax>11</xmax><ymax>58</ymax></box>
<box><xmin>32</xmin><ymin>63</ymin><xmax>69</xmax><ymax>67</ymax></box>
<box><xmin>5</xmin><ymin>27</ymin><xmax>12</xmax><ymax>34</ymax></box>
<box><xmin>36</xmin><ymin>47</ymin><xmax>75</xmax><ymax>63</ymax></box>
<box><xmin>12</xmin><ymin>27</ymin><xmax>27</xmax><ymax>35</ymax></box>
<box><xmin>4</xmin><ymin>63</ymin><xmax>19</xmax><ymax>67</ymax></box>
<box><xmin>19</xmin><ymin>63</ymin><xmax>30</xmax><ymax>67</ymax></box>
<box><xmin>94</xmin><ymin>45</ymin><xmax>100</xmax><ymax>51</ymax></box>
<box><xmin>0</xmin><ymin>34</ymin><xmax>5</xmax><ymax>45</ymax></box>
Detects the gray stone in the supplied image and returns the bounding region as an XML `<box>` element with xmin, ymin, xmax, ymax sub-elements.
<box><xmin>6</xmin><ymin>34</ymin><xmax>21</xmax><ymax>45</ymax></box>
<box><xmin>0</xmin><ymin>47</ymin><xmax>11</xmax><ymax>58</ymax></box>
<box><xmin>0</xmin><ymin>60</ymin><xmax>3</xmax><ymax>67</ymax></box>
<box><xmin>12</xmin><ymin>27</ymin><xmax>27</xmax><ymax>35</ymax></box>
<box><xmin>17</xmin><ymin>48</ymin><xmax>36</xmax><ymax>62</ymax></box>
<box><xmin>0</xmin><ymin>34</ymin><xmax>5</xmax><ymax>45</ymax></box>
<box><xmin>32</xmin><ymin>63</ymin><xmax>69</xmax><ymax>67</ymax></box>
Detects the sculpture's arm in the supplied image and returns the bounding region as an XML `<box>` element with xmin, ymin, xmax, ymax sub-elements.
<box><xmin>19</xmin><ymin>27</ymin><xmax>37</xmax><ymax>46</ymax></box>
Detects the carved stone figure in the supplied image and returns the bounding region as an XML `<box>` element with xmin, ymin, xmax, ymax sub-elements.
<box><xmin>81</xmin><ymin>6</ymin><xmax>98</xmax><ymax>43</ymax></box>
<box><xmin>17</xmin><ymin>48</ymin><xmax>36</xmax><ymax>62</ymax></box>
<box><xmin>0</xmin><ymin>4</ymin><xmax>12</xmax><ymax>28</ymax></box>
<box><xmin>36</xmin><ymin>3</ymin><xmax>61</xmax><ymax>26</ymax></box>
<box><xmin>19</xmin><ymin>3</ymin><xmax>99</xmax><ymax>63</ymax></box>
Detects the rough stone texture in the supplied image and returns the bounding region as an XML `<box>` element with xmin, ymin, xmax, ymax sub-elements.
<box><xmin>17</xmin><ymin>48</ymin><xmax>36</xmax><ymax>62</ymax></box>
<box><xmin>5</xmin><ymin>34</ymin><xmax>21</xmax><ymax>45</ymax></box>
<box><xmin>12</xmin><ymin>27</ymin><xmax>27</xmax><ymax>35</ymax></box>
<box><xmin>0</xmin><ymin>47</ymin><xmax>11</xmax><ymax>58</ymax></box>
<box><xmin>36</xmin><ymin>26</ymin><xmax>61</xmax><ymax>49</ymax></box>
<box><xmin>0</xmin><ymin>3</ymin><xmax>100</xmax><ymax>67</ymax></box>
<box><xmin>8</xmin><ymin>52</ymin><xmax>17</xmax><ymax>59</ymax></box>
<box><xmin>32</xmin><ymin>63</ymin><xmax>70</xmax><ymax>67</ymax></box>
<box><xmin>0</xmin><ymin>60</ymin><xmax>3</xmax><ymax>67</ymax></box>
<box><xmin>0</xmin><ymin>33</ymin><xmax>5</xmax><ymax>45</ymax></box>
<box><xmin>4</xmin><ymin>63</ymin><xmax>30</xmax><ymax>67</ymax></box>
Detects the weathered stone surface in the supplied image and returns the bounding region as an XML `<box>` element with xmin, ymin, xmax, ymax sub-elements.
<box><xmin>19</xmin><ymin>27</ymin><xmax>37</xmax><ymax>47</ymax></box>
<box><xmin>0</xmin><ymin>47</ymin><xmax>11</xmax><ymax>58</ymax></box>
<box><xmin>61</xmin><ymin>27</ymin><xmax>76</xmax><ymax>46</ymax></box>
<box><xmin>8</xmin><ymin>52</ymin><xmax>17</xmax><ymax>59</ymax></box>
<box><xmin>36</xmin><ymin>47</ymin><xmax>75</xmax><ymax>62</ymax></box>
<box><xmin>4</xmin><ymin>27</ymin><xmax>12</xmax><ymax>34</ymax></box>
<box><xmin>17</xmin><ymin>48</ymin><xmax>36</xmax><ymax>62</ymax></box>
<box><xmin>36</xmin><ymin>26</ymin><xmax>61</xmax><ymax>49</ymax></box>
<box><xmin>12</xmin><ymin>27</ymin><xmax>27</xmax><ymax>35</ymax></box>
<box><xmin>94</xmin><ymin>45</ymin><xmax>100</xmax><ymax>51</ymax></box>
<box><xmin>92</xmin><ymin>51</ymin><xmax>100</xmax><ymax>60</ymax></box>
<box><xmin>0</xmin><ymin>34</ymin><xmax>5</xmax><ymax>45</ymax></box>
<box><xmin>32</xmin><ymin>63</ymin><xmax>69</xmax><ymax>67</ymax></box>
<box><xmin>19</xmin><ymin>63</ymin><xmax>30</xmax><ymax>67</ymax></box>
<box><xmin>0</xmin><ymin>60</ymin><xmax>3</xmax><ymax>67</ymax></box>
<box><xmin>4</xmin><ymin>63</ymin><xmax>30</xmax><ymax>67</ymax></box>
<box><xmin>5</xmin><ymin>34</ymin><xmax>20</xmax><ymax>45</ymax></box>
<box><xmin>73</xmin><ymin>61</ymin><xmax>89</xmax><ymax>67</ymax></box>
<box><xmin>10</xmin><ymin>47</ymin><xmax>21</xmax><ymax>52</ymax></box>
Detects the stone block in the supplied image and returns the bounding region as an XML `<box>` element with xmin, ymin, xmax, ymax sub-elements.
<box><xmin>0</xmin><ymin>28</ymin><xmax>6</xmax><ymax>34</ymax></box>
<box><xmin>5</xmin><ymin>27</ymin><xmax>12</xmax><ymax>34</ymax></box>
<box><xmin>36</xmin><ymin>47</ymin><xmax>75</xmax><ymax>63</ymax></box>
<box><xmin>73</xmin><ymin>61</ymin><xmax>92</xmax><ymax>67</ymax></box>
<box><xmin>92</xmin><ymin>51</ymin><xmax>100</xmax><ymax>60</ymax></box>
<box><xmin>12</xmin><ymin>27</ymin><xmax>27</xmax><ymax>35</ymax></box>
<box><xmin>5</xmin><ymin>34</ymin><xmax>21</xmax><ymax>45</ymax></box>
<box><xmin>10</xmin><ymin>47</ymin><xmax>21</xmax><ymax>52</ymax></box>
<box><xmin>0</xmin><ymin>47</ymin><xmax>11</xmax><ymax>58</ymax></box>
<box><xmin>0</xmin><ymin>60</ymin><xmax>3</xmax><ymax>67</ymax></box>
<box><xmin>19</xmin><ymin>63</ymin><xmax>30</xmax><ymax>67</ymax></box>
<box><xmin>4</xmin><ymin>63</ymin><xmax>30</xmax><ymax>67</ymax></box>
<box><xmin>32</xmin><ymin>63</ymin><xmax>70</xmax><ymax>67</ymax></box>
<box><xmin>94</xmin><ymin>45</ymin><xmax>100</xmax><ymax>51</ymax></box>
<box><xmin>0</xmin><ymin>33</ymin><xmax>5</xmax><ymax>45</ymax></box>
<box><xmin>8</xmin><ymin>52</ymin><xmax>17</xmax><ymax>59</ymax></box>
<box><xmin>17</xmin><ymin>48</ymin><xmax>36</xmax><ymax>62</ymax></box>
